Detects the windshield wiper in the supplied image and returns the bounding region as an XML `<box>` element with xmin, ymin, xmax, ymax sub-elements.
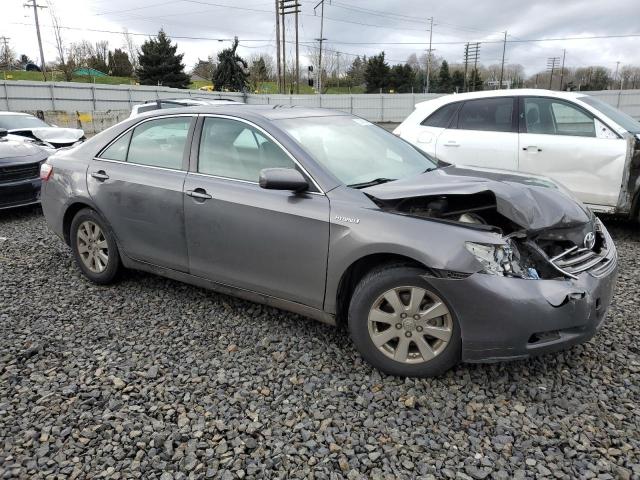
<box><xmin>348</xmin><ymin>177</ymin><xmax>396</xmax><ymax>189</ymax></box>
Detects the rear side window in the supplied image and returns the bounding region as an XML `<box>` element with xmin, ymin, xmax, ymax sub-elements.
<box><xmin>126</xmin><ymin>117</ymin><xmax>191</xmax><ymax>169</ymax></box>
<box><xmin>421</xmin><ymin>103</ymin><xmax>459</xmax><ymax>128</ymax></box>
<box><xmin>457</xmin><ymin>98</ymin><xmax>514</xmax><ymax>132</ymax></box>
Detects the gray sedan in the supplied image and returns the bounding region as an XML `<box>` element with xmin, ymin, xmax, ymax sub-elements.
<box><xmin>40</xmin><ymin>105</ymin><xmax>618</xmax><ymax>377</ymax></box>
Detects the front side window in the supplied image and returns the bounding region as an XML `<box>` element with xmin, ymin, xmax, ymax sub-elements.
<box><xmin>198</xmin><ymin>117</ymin><xmax>295</xmax><ymax>182</ymax></box>
<box><xmin>126</xmin><ymin>117</ymin><xmax>191</xmax><ymax>169</ymax></box>
<box><xmin>523</xmin><ymin>97</ymin><xmax>595</xmax><ymax>137</ymax></box>
<box><xmin>421</xmin><ymin>103</ymin><xmax>459</xmax><ymax>128</ymax></box>
<box><xmin>457</xmin><ymin>98</ymin><xmax>514</xmax><ymax>132</ymax></box>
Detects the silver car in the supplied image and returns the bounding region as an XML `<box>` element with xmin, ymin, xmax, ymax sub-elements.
<box><xmin>40</xmin><ymin>105</ymin><xmax>618</xmax><ymax>377</ymax></box>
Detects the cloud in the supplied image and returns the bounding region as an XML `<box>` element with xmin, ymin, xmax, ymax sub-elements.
<box><xmin>6</xmin><ymin>0</ymin><xmax>639</xmax><ymax>76</ymax></box>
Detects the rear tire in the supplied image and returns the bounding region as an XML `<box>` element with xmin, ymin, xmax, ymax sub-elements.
<box><xmin>70</xmin><ymin>208</ymin><xmax>121</xmax><ymax>284</ymax></box>
<box><xmin>348</xmin><ymin>265</ymin><xmax>461</xmax><ymax>377</ymax></box>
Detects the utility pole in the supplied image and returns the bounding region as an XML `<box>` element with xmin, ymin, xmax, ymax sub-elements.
<box><xmin>463</xmin><ymin>42</ymin><xmax>480</xmax><ymax>92</ymax></box>
<box><xmin>425</xmin><ymin>17</ymin><xmax>434</xmax><ymax>93</ymax></box>
<box><xmin>24</xmin><ymin>0</ymin><xmax>48</xmax><ymax>80</ymax></box>
<box><xmin>336</xmin><ymin>51</ymin><xmax>340</xmax><ymax>88</ymax></box>
<box><xmin>613</xmin><ymin>60</ymin><xmax>620</xmax><ymax>90</ymax></box>
<box><xmin>547</xmin><ymin>56</ymin><xmax>560</xmax><ymax>90</ymax></box>
<box><xmin>275</xmin><ymin>0</ymin><xmax>281</xmax><ymax>93</ymax></box>
<box><xmin>314</xmin><ymin>0</ymin><xmax>328</xmax><ymax>94</ymax></box>
<box><xmin>559</xmin><ymin>49</ymin><xmax>566</xmax><ymax>91</ymax></box>
<box><xmin>463</xmin><ymin>43</ymin><xmax>469</xmax><ymax>93</ymax></box>
<box><xmin>279</xmin><ymin>0</ymin><xmax>300</xmax><ymax>94</ymax></box>
<box><xmin>0</xmin><ymin>36</ymin><xmax>10</xmax><ymax>80</ymax></box>
<box><xmin>281</xmin><ymin>2</ymin><xmax>286</xmax><ymax>93</ymax></box>
<box><xmin>498</xmin><ymin>31</ymin><xmax>507</xmax><ymax>89</ymax></box>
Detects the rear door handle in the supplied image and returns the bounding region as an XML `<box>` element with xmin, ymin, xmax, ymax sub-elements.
<box><xmin>91</xmin><ymin>170</ymin><xmax>109</xmax><ymax>181</ymax></box>
<box><xmin>443</xmin><ymin>142</ymin><xmax>460</xmax><ymax>147</ymax></box>
<box><xmin>522</xmin><ymin>146</ymin><xmax>542</xmax><ymax>152</ymax></box>
<box><xmin>186</xmin><ymin>188</ymin><xmax>212</xmax><ymax>200</ymax></box>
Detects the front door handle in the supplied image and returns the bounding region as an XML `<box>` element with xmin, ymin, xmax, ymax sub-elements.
<box><xmin>186</xmin><ymin>188</ymin><xmax>212</xmax><ymax>200</ymax></box>
<box><xmin>522</xmin><ymin>146</ymin><xmax>542</xmax><ymax>152</ymax></box>
<box><xmin>91</xmin><ymin>170</ymin><xmax>109</xmax><ymax>181</ymax></box>
<box><xmin>443</xmin><ymin>141</ymin><xmax>460</xmax><ymax>147</ymax></box>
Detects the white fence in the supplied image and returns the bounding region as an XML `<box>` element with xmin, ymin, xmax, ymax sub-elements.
<box><xmin>1</xmin><ymin>80</ymin><xmax>639</xmax><ymax>125</ymax></box>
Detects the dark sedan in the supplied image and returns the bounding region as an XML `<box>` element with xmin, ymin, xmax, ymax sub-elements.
<box><xmin>40</xmin><ymin>105</ymin><xmax>617</xmax><ymax>377</ymax></box>
<box><xmin>0</xmin><ymin>129</ymin><xmax>48</xmax><ymax>210</ymax></box>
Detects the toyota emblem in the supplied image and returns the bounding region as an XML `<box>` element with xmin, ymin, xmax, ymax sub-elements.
<box><xmin>583</xmin><ymin>232</ymin><xmax>596</xmax><ymax>250</ymax></box>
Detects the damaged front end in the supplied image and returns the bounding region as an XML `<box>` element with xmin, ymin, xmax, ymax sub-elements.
<box><xmin>366</xmin><ymin>167</ymin><xmax>616</xmax><ymax>282</ymax></box>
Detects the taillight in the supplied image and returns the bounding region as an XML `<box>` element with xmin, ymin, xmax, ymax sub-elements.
<box><xmin>40</xmin><ymin>163</ymin><xmax>53</xmax><ymax>181</ymax></box>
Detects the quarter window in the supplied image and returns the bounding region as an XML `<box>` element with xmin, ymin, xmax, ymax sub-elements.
<box><xmin>421</xmin><ymin>103</ymin><xmax>459</xmax><ymax>128</ymax></box>
<box><xmin>457</xmin><ymin>98</ymin><xmax>514</xmax><ymax>132</ymax></box>
<box><xmin>198</xmin><ymin>117</ymin><xmax>294</xmax><ymax>182</ymax></box>
<box><xmin>523</xmin><ymin>97</ymin><xmax>595</xmax><ymax>137</ymax></box>
<box><xmin>126</xmin><ymin>117</ymin><xmax>191</xmax><ymax>169</ymax></box>
<box><xmin>100</xmin><ymin>131</ymin><xmax>131</xmax><ymax>161</ymax></box>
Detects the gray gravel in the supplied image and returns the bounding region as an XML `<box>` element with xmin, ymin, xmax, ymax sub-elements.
<box><xmin>1</xmin><ymin>206</ymin><xmax>639</xmax><ymax>479</ymax></box>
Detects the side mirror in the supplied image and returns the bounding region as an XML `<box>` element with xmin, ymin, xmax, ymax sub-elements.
<box><xmin>259</xmin><ymin>168</ymin><xmax>309</xmax><ymax>192</ymax></box>
<box><xmin>0</xmin><ymin>129</ymin><xmax>7</xmax><ymax>138</ymax></box>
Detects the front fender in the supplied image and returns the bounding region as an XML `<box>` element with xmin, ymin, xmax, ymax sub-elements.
<box><xmin>324</xmin><ymin>201</ymin><xmax>503</xmax><ymax>314</ymax></box>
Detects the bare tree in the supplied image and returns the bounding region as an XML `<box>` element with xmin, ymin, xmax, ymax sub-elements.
<box><xmin>50</xmin><ymin>7</ymin><xmax>74</xmax><ymax>81</ymax></box>
<box><xmin>123</xmin><ymin>29</ymin><xmax>139</xmax><ymax>75</ymax></box>
<box><xmin>0</xmin><ymin>42</ymin><xmax>17</xmax><ymax>70</ymax></box>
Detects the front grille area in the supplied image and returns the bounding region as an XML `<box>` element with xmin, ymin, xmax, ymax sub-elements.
<box><xmin>549</xmin><ymin>223</ymin><xmax>614</xmax><ymax>278</ymax></box>
<box><xmin>0</xmin><ymin>162</ymin><xmax>41</xmax><ymax>183</ymax></box>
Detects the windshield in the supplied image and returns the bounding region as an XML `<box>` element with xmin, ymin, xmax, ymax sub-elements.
<box><xmin>0</xmin><ymin>114</ymin><xmax>50</xmax><ymax>130</ymax></box>
<box><xmin>275</xmin><ymin>115</ymin><xmax>437</xmax><ymax>186</ymax></box>
<box><xmin>579</xmin><ymin>96</ymin><xmax>640</xmax><ymax>134</ymax></box>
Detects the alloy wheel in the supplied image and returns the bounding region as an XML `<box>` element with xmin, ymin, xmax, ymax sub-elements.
<box><xmin>367</xmin><ymin>286</ymin><xmax>453</xmax><ymax>364</ymax></box>
<box><xmin>77</xmin><ymin>220</ymin><xmax>109</xmax><ymax>274</ymax></box>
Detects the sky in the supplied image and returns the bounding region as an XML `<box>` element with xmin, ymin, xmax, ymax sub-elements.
<box><xmin>3</xmin><ymin>0</ymin><xmax>640</xmax><ymax>77</ymax></box>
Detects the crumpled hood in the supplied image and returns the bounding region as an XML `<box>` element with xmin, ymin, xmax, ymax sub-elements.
<box><xmin>9</xmin><ymin>127</ymin><xmax>84</xmax><ymax>145</ymax></box>
<box><xmin>364</xmin><ymin>165</ymin><xmax>592</xmax><ymax>231</ymax></box>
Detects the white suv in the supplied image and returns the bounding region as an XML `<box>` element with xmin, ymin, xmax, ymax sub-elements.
<box><xmin>395</xmin><ymin>89</ymin><xmax>640</xmax><ymax>218</ymax></box>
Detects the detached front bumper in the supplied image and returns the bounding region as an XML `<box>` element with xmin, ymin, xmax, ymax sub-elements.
<box><xmin>427</xmin><ymin>248</ymin><xmax>618</xmax><ymax>363</ymax></box>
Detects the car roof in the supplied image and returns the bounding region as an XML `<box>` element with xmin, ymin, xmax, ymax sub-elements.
<box><xmin>134</xmin><ymin>104</ymin><xmax>350</xmax><ymax>120</ymax></box>
<box><xmin>415</xmin><ymin>88</ymin><xmax>588</xmax><ymax>109</ymax></box>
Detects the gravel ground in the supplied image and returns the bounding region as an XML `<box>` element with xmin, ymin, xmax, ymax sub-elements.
<box><xmin>1</xmin><ymin>207</ymin><xmax>639</xmax><ymax>480</ymax></box>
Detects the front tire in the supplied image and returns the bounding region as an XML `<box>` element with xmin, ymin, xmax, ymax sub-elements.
<box><xmin>70</xmin><ymin>208</ymin><xmax>121</xmax><ymax>284</ymax></box>
<box><xmin>348</xmin><ymin>265</ymin><xmax>461</xmax><ymax>377</ymax></box>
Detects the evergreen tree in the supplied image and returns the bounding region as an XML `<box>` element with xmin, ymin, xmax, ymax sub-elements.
<box><xmin>388</xmin><ymin>64</ymin><xmax>415</xmax><ymax>93</ymax></box>
<box><xmin>346</xmin><ymin>56</ymin><xmax>366</xmax><ymax>86</ymax></box>
<box><xmin>469</xmin><ymin>68</ymin><xmax>484</xmax><ymax>91</ymax></box>
<box><xmin>451</xmin><ymin>70</ymin><xmax>465</xmax><ymax>93</ymax></box>
<box><xmin>137</xmin><ymin>30</ymin><xmax>190</xmax><ymax>88</ymax></box>
<box><xmin>248</xmin><ymin>56</ymin><xmax>268</xmax><ymax>91</ymax></box>
<box><xmin>212</xmin><ymin>38</ymin><xmax>249</xmax><ymax>92</ymax></box>
<box><xmin>364</xmin><ymin>52</ymin><xmax>390</xmax><ymax>93</ymax></box>
<box><xmin>437</xmin><ymin>60</ymin><xmax>452</xmax><ymax>93</ymax></box>
<box><xmin>108</xmin><ymin>49</ymin><xmax>133</xmax><ymax>77</ymax></box>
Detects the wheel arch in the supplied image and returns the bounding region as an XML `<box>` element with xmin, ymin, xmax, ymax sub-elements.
<box><xmin>62</xmin><ymin>199</ymin><xmax>117</xmax><ymax>247</ymax></box>
<box><xmin>334</xmin><ymin>253</ymin><xmax>430</xmax><ymax>327</ymax></box>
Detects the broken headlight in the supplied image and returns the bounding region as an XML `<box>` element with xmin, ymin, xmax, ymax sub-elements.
<box><xmin>465</xmin><ymin>241</ymin><xmax>539</xmax><ymax>279</ymax></box>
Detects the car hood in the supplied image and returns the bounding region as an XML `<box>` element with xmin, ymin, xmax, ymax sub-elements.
<box><xmin>363</xmin><ymin>165</ymin><xmax>592</xmax><ymax>232</ymax></box>
<box><xmin>8</xmin><ymin>127</ymin><xmax>84</xmax><ymax>145</ymax></box>
<box><xmin>0</xmin><ymin>139</ymin><xmax>47</xmax><ymax>165</ymax></box>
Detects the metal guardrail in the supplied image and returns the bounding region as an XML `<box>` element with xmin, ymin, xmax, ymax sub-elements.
<box><xmin>1</xmin><ymin>80</ymin><xmax>639</xmax><ymax>123</ymax></box>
